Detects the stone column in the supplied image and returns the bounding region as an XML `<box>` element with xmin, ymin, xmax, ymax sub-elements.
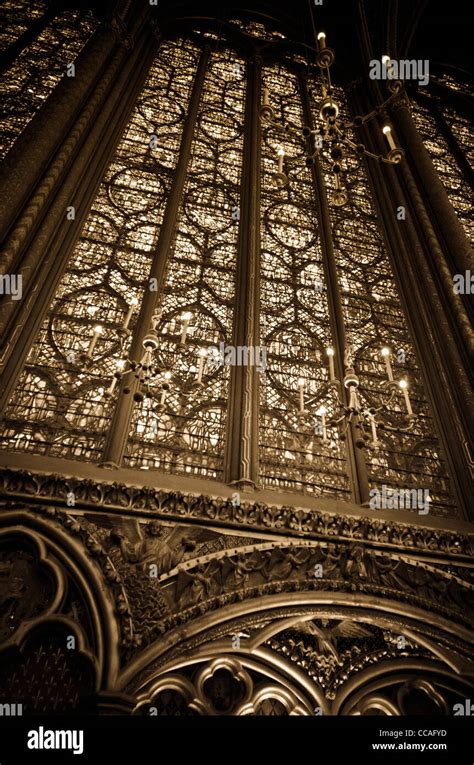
<box><xmin>0</xmin><ymin>25</ymin><xmax>114</xmax><ymax>249</ymax></box>
<box><xmin>391</xmin><ymin>97</ymin><xmax>473</xmax><ymax>276</ymax></box>
<box><xmin>223</xmin><ymin>56</ymin><xmax>262</xmax><ymax>490</ymax></box>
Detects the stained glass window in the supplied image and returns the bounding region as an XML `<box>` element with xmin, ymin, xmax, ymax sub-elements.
<box><xmin>259</xmin><ymin>64</ymin><xmax>350</xmax><ymax>499</ymax></box>
<box><xmin>0</xmin><ymin>39</ymin><xmax>199</xmax><ymax>460</ymax></box>
<box><xmin>0</xmin><ymin>0</ymin><xmax>48</xmax><ymax>50</ymax></box>
<box><xmin>0</xmin><ymin>22</ymin><xmax>463</xmax><ymax>518</ymax></box>
<box><xmin>123</xmin><ymin>48</ymin><xmax>245</xmax><ymax>477</ymax></box>
<box><xmin>411</xmin><ymin>98</ymin><xmax>473</xmax><ymax>245</ymax></box>
<box><xmin>0</xmin><ymin>5</ymin><xmax>97</xmax><ymax>159</ymax></box>
<box><xmin>314</xmin><ymin>84</ymin><xmax>457</xmax><ymax>517</ymax></box>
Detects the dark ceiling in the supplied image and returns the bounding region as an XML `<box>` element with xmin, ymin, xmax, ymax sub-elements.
<box><xmin>62</xmin><ymin>0</ymin><xmax>473</xmax><ymax>83</ymax></box>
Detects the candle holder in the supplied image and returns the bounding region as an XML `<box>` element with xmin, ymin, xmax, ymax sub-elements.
<box><xmin>100</xmin><ymin>305</ymin><xmax>221</xmax><ymax>428</ymax></box>
<box><xmin>388</xmin><ymin>147</ymin><xmax>404</xmax><ymax>163</ymax></box>
<box><xmin>316</xmin><ymin>31</ymin><xmax>335</xmax><ymax>67</ymax></box>
<box><xmin>295</xmin><ymin>345</ymin><xmax>417</xmax><ymax>451</ymax></box>
<box><xmin>274</xmin><ymin>170</ymin><xmax>289</xmax><ymax>189</ymax></box>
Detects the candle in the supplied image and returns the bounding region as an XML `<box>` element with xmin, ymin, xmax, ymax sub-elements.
<box><xmin>369</xmin><ymin>412</ymin><xmax>379</xmax><ymax>447</ymax></box>
<box><xmin>277</xmin><ymin>147</ymin><xmax>285</xmax><ymax>174</ymax></box>
<box><xmin>326</xmin><ymin>347</ymin><xmax>335</xmax><ymax>380</ymax></box>
<box><xmin>197</xmin><ymin>348</ymin><xmax>207</xmax><ymax>383</ymax></box>
<box><xmin>317</xmin><ymin>31</ymin><xmax>326</xmax><ymax>50</ymax></box>
<box><xmin>87</xmin><ymin>325</ymin><xmax>103</xmax><ymax>357</ymax></box>
<box><xmin>107</xmin><ymin>359</ymin><xmax>126</xmax><ymax>394</ymax></box>
<box><xmin>123</xmin><ymin>297</ymin><xmax>139</xmax><ymax>329</ymax></box>
<box><xmin>382</xmin><ymin>54</ymin><xmax>394</xmax><ymax>78</ymax></box>
<box><xmin>399</xmin><ymin>379</ymin><xmax>413</xmax><ymax>414</ymax></box>
<box><xmin>382</xmin><ymin>125</ymin><xmax>396</xmax><ymax>151</ymax></box>
<box><xmin>316</xmin><ymin>405</ymin><xmax>328</xmax><ymax>441</ymax></box>
<box><xmin>180</xmin><ymin>311</ymin><xmax>193</xmax><ymax>344</ymax></box>
<box><xmin>381</xmin><ymin>347</ymin><xmax>394</xmax><ymax>381</ymax></box>
<box><xmin>298</xmin><ymin>378</ymin><xmax>305</xmax><ymax>413</ymax></box>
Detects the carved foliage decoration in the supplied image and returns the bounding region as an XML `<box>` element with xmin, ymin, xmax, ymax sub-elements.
<box><xmin>72</xmin><ymin>505</ymin><xmax>473</xmax><ymax>659</ymax></box>
<box><xmin>1</xmin><ymin>500</ymin><xmax>472</xmax><ymax>715</ymax></box>
<box><xmin>0</xmin><ymin>469</ymin><xmax>471</xmax><ymax>557</ymax></box>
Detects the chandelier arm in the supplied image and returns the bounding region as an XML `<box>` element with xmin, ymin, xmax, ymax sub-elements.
<box><xmin>340</xmin><ymin>88</ymin><xmax>405</xmax><ymax>130</ymax></box>
<box><xmin>340</xmin><ymin>136</ymin><xmax>397</xmax><ymax>164</ymax></box>
<box><xmin>378</xmin><ymin>419</ymin><xmax>417</xmax><ymax>435</ymax></box>
<box><xmin>331</xmin><ymin>412</ymin><xmax>349</xmax><ymax>426</ymax></box>
<box><xmin>365</xmin><ymin>388</ymin><xmax>399</xmax><ymax>414</ymax></box>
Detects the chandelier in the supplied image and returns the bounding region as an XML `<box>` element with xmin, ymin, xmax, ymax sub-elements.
<box><xmin>83</xmin><ymin>309</ymin><xmax>415</xmax><ymax>455</ymax></box>
<box><xmin>81</xmin><ymin>304</ymin><xmax>221</xmax><ymax>429</ymax></box>
<box><xmin>261</xmin><ymin>32</ymin><xmax>404</xmax><ymax>204</ymax></box>
<box><xmin>296</xmin><ymin>344</ymin><xmax>415</xmax><ymax>453</ymax></box>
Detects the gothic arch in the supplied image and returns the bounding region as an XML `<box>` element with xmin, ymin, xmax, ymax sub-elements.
<box><xmin>120</xmin><ymin>584</ymin><xmax>473</xmax><ymax>715</ymax></box>
<box><xmin>0</xmin><ymin>505</ymin><xmax>120</xmax><ymax>710</ymax></box>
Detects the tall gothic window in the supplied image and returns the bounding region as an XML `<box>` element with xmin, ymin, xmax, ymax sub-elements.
<box><xmin>0</xmin><ymin>0</ymin><xmax>98</xmax><ymax>159</ymax></box>
<box><xmin>0</xmin><ymin>15</ymin><xmax>464</xmax><ymax>519</ymax></box>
